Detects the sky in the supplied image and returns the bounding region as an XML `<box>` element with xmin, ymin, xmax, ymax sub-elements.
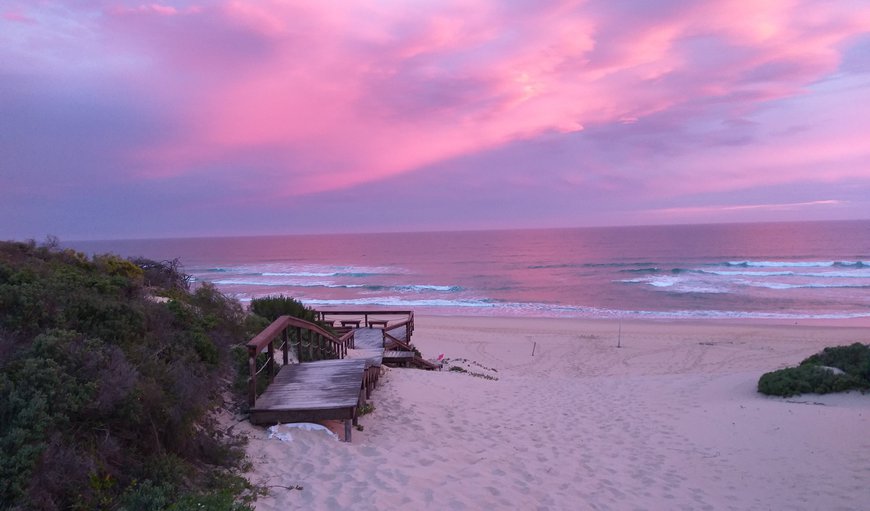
<box><xmin>2</xmin><ymin>0</ymin><xmax>870</xmax><ymax>241</ymax></box>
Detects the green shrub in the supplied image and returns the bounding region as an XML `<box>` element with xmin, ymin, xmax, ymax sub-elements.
<box><xmin>119</xmin><ymin>480</ymin><xmax>173</xmax><ymax>510</ymax></box>
<box><xmin>758</xmin><ymin>343</ymin><xmax>870</xmax><ymax>397</ymax></box>
<box><xmin>0</xmin><ymin>240</ymin><xmax>254</xmax><ymax>510</ymax></box>
<box><xmin>94</xmin><ymin>254</ymin><xmax>145</xmax><ymax>281</ymax></box>
<box><xmin>800</xmin><ymin>342</ymin><xmax>870</xmax><ymax>378</ymax></box>
<box><xmin>250</xmin><ymin>295</ymin><xmax>316</xmax><ymax>323</ymax></box>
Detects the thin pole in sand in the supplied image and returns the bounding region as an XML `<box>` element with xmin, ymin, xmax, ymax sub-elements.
<box><xmin>617</xmin><ymin>320</ymin><xmax>622</xmax><ymax>349</ymax></box>
<box><xmin>531</xmin><ymin>341</ymin><xmax>537</xmax><ymax>356</ymax></box>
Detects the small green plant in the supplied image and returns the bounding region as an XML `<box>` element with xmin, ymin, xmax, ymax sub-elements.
<box><xmin>446</xmin><ymin>363</ymin><xmax>498</xmax><ymax>380</ymax></box>
<box><xmin>450</xmin><ymin>357</ymin><xmax>498</xmax><ymax>372</ymax></box>
<box><xmin>357</xmin><ymin>403</ymin><xmax>375</xmax><ymax>416</ymax></box>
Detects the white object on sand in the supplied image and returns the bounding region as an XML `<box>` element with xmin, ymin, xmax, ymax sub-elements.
<box><xmin>268</xmin><ymin>423</ymin><xmax>339</xmax><ymax>442</ymax></box>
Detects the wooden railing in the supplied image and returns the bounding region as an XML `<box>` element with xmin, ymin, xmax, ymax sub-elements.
<box><xmin>316</xmin><ymin>309</ymin><xmax>414</xmax><ymax>336</ymax></box>
<box><xmin>383</xmin><ymin>315</ymin><xmax>414</xmax><ymax>346</ymax></box>
<box><xmin>246</xmin><ymin>315</ymin><xmax>351</xmax><ymax>408</ymax></box>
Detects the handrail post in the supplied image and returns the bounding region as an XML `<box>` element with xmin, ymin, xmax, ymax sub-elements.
<box><xmin>295</xmin><ymin>326</ymin><xmax>302</xmax><ymax>362</ymax></box>
<box><xmin>316</xmin><ymin>334</ymin><xmax>321</xmax><ymax>360</ymax></box>
<box><xmin>267</xmin><ymin>339</ymin><xmax>275</xmax><ymax>382</ymax></box>
<box><xmin>247</xmin><ymin>345</ymin><xmax>257</xmax><ymax>408</ymax></box>
<box><xmin>282</xmin><ymin>328</ymin><xmax>289</xmax><ymax>365</ymax></box>
<box><xmin>409</xmin><ymin>312</ymin><xmax>414</xmax><ymax>341</ymax></box>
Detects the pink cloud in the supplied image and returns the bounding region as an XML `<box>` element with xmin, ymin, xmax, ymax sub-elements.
<box><xmin>3</xmin><ymin>0</ymin><xmax>870</xmax><ymax>238</ymax></box>
<box><xmin>642</xmin><ymin>200</ymin><xmax>853</xmax><ymax>225</ymax></box>
<box><xmin>88</xmin><ymin>0</ymin><xmax>870</xmax><ymax>200</ymax></box>
<box><xmin>2</xmin><ymin>10</ymin><xmax>34</xmax><ymax>23</ymax></box>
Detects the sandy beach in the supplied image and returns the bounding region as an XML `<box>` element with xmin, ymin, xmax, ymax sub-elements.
<box><xmin>237</xmin><ymin>316</ymin><xmax>870</xmax><ymax>510</ymax></box>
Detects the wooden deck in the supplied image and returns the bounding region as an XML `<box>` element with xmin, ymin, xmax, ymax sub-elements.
<box><xmin>246</xmin><ymin>311</ymin><xmax>416</xmax><ymax>442</ymax></box>
<box><xmin>249</xmin><ymin>359</ymin><xmax>367</xmax><ymax>441</ymax></box>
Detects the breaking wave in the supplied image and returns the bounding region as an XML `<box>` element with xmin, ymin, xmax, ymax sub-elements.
<box><xmin>726</xmin><ymin>260</ymin><xmax>869</xmax><ymax>268</ymax></box>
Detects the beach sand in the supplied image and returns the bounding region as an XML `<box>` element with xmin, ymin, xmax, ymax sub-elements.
<box><xmin>237</xmin><ymin>316</ymin><xmax>870</xmax><ymax>510</ymax></box>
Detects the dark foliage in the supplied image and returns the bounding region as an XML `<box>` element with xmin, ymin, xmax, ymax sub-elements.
<box><xmin>800</xmin><ymin>342</ymin><xmax>870</xmax><ymax>379</ymax></box>
<box><xmin>0</xmin><ymin>241</ymin><xmax>257</xmax><ymax>510</ymax></box>
<box><xmin>758</xmin><ymin>343</ymin><xmax>870</xmax><ymax>397</ymax></box>
<box><xmin>130</xmin><ymin>257</ymin><xmax>190</xmax><ymax>292</ymax></box>
<box><xmin>249</xmin><ymin>295</ymin><xmax>317</xmax><ymax>323</ymax></box>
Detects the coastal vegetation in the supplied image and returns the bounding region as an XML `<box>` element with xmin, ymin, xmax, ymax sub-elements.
<box><xmin>0</xmin><ymin>240</ymin><xmax>261</xmax><ymax>510</ymax></box>
<box><xmin>758</xmin><ymin>343</ymin><xmax>870</xmax><ymax>397</ymax></box>
<box><xmin>249</xmin><ymin>295</ymin><xmax>317</xmax><ymax>324</ymax></box>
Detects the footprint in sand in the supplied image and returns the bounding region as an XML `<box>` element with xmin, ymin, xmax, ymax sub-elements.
<box><xmin>359</xmin><ymin>446</ymin><xmax>380</xmax><ymax>457</ymax></box>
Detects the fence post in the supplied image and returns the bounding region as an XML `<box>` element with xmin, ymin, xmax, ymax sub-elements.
<box><xmin>247</xmin><ymin>345</ymin><xmax>257</xmax><ymax>408</ymax></box>
<box><xmin>282</xmin><ymin>328</ymin><xmax>289</xmax><ymax>365</ymax></box>
<box><xmin>294</xmin><ymin>327</ymin><xmax>302</xmax><ymax>362</ymax></box>
<box><xmin>267</xmin><ymin>339</ymin><xmax>275</xmax><ymax>382</ymax></box>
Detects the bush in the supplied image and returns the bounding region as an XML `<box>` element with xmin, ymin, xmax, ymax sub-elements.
<box><xmin>250</xmin><ymin>295</ymin><xmax>316</xmax><ymax>323</ymax></box>
<box><xmin>801</xmin><ymin>342</ymin><xmax>870</xmax><ymax>379</ymax></box>
<box><xmin>131</xmin><ymin>257</ymin><xmax>190</xmax><ymax>291</ymax></box>
<box><xmin>0</xmin><ymin>240</ymin><xmax>256</xmax><ymax>510</ymax></box>
<box><xmin>758</xmin><ymin>343</ymin><xmax>870</xmax><ymax>397</ymax></box>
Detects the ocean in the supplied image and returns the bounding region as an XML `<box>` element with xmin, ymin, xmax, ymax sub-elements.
<box><xmin>68</xmin><ymin>220</ymin><xmax>870</xmax><ymax>321</ymax></box>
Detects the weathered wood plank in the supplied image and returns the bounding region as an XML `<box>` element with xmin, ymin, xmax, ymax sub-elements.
<box><xmin>383</xmin><ymin>350</ymin><xmax>415</xmax><ymax>359</ymax></box>
<box><xmin>251</xmin><ymin>408</ymin><xmax>355</xmax><ymax>424</ymax></box>
<box><xmin>250</xmin><ymin>359</ymin><xmax>366</xmax><ymax>422</ymax></box>
<box><xmin>353</xmin><ymin>328</ymin><xmax>384</xmax><ymax>350</ymax></box>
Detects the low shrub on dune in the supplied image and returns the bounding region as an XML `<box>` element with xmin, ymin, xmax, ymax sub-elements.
<box><xmin>758</xmin><ymin>343</ymin><xmax>870</xmax><ymax>397</ymax></box>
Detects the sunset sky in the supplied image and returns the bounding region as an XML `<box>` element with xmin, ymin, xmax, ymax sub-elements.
<box><xmin>2</xmin><ymin>0</ymin><xmax>870</xmax><ymax>240</ymax></box>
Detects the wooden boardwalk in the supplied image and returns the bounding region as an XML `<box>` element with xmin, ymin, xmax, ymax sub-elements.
<box><xmin>352</xmin><ymin>327</ymin><xmax>386</xmax><ymax>361</ymax></box>
<box><xmin>247</xmin><ymin>311</ymin><xmax>414</xmax><ymax>442</ymax></box>
<box><xmin>347</xmin><ymin>328</ymin><xmax>385</xmax><ymax>404</ymax></box>
<box><xmin>249</xmin><ymin>359</ymin><xmax>366</xmax><ymax>441</ymax></box>
<box><xmin>246</xmin><ymin>311</ymin><xmax>416</xmax><ymax>442</ymax></box>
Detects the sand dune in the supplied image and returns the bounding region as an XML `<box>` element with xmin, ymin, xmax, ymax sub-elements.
<box><xmin>238</xmin><ymin>316</ymin><xmax>870</xmax><ymax>510</ymax></box>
